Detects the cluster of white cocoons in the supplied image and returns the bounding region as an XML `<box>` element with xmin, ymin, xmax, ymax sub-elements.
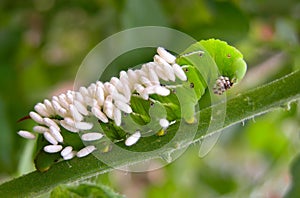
<box><xmin>17</xmin><ymin>47</ymin><xmax>187</xmax><ymax>160</ymax></box>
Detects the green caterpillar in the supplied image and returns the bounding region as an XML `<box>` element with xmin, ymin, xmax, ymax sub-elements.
<box><xmin>17</xmin><ymin>39</ymin><xmax>247</xmax><ymax>172</ymax></box>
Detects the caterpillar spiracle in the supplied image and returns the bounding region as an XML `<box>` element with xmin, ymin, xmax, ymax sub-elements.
<box><xmin>17</xmin><ymin>39</ymin><xmax>247</xmax><ymax>172</ymax></box>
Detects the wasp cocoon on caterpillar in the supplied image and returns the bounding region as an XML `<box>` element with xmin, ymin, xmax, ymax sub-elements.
<box><xmin>17</xmin><ymin>39</ymin><xmax>247</xmax><ymax>172</ymax></box>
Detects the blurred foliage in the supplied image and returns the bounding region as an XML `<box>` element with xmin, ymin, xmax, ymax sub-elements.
<box><xmin>50</xmin><ymin>183</ymin><xmax>125</xmax><ymax>198</ymax></box>
<box><xmin>0</xmin><ymin>0</ymin><xmax>299</xmax><ymax>197</ymax></box>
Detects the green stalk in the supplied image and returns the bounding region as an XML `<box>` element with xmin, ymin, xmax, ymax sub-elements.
<box><xmin>0</xmin><ymin>70</ymin><xmax>299</xmax><ymax>198</ymax></box>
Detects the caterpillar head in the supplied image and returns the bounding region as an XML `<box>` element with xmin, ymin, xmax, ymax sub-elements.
<box><xmin>199</xmin><ymin>39</ymin><xmax>247</xmax><ymax>95</ymax></box>
<box><xmin>213</xmin><ymin>76</ymin><xmax>234</xmax><ymax>95</ymax></box>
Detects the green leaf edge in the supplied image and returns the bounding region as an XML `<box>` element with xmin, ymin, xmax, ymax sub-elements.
<box><xmin>50</xmin><ymin>183</ymin><xmax>125</xmax><ymax>198</ymax></box>
<box><xmin>0</xmin><ymin>70</ymin><xmax>299</xmax><ymax>198</ymax></box>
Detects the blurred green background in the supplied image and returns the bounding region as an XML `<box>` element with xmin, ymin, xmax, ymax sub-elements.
<box><xmin>0</xmin><ymin>0</ymin><xmax>299</xmax><ymax>197</ymax></box>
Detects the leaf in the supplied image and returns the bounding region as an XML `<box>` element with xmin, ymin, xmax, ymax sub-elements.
<box><xmin>0</xmin><ymin>70</ymin><xmax>299</xmax><ymax>197</ymax></box>
<box><xmin>121</xmin><ymin>0</ymin><xmax>168</xmax><ymax>28</ymax></box>
<box><xmin>50</xmin><ymin>184</ymin><xmax>125</xmax><ymax>198</ymax></box>
<box><xmin>284</xmin><ymin>154</ymin><xmax>300</xmax><ymax>198</ymax></box>
<box><xmin>178</xmin><ymin>1</ymin><xmax>250</xmax><ymax>42</ymax></box>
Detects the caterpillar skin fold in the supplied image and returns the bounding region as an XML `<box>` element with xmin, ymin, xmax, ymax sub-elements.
<box><xmin>17</xmin><ymin>39</ymin><xmax>247</xmax><ymax>171</ymax></box>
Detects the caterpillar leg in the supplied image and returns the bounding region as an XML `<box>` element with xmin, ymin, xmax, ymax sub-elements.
<box><xmin>157</xmin><ymin>129</ymin><xmax>166</xmax><ymax>136</ymax></box>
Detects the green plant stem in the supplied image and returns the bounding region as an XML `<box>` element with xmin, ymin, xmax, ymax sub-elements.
<box><xmin>0</xmin><ymin>70</ymin><xmax>299</xmax><ymax>198</ymax></box>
